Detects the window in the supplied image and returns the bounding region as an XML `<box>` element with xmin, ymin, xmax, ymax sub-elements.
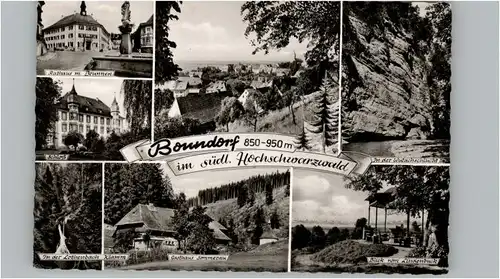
<box><xmin>79</xmin><ymin>114</ymin><xmax>83</xmax><ymax>122</ymax></box>
<box><xmin>94</xmin><ymin>116</ymin><xmax>97</xmax><ymax>124</ymax></box>
<box><xmin>79</xmin><ymin>125</ymin><xmax>83</xmax><ymax>133</ymax></box>
<box><xmin>86</xmin><ymin>126</ymin><xmax>90</xmax><ymax>133</ymax></box>
<box><xmin>69</xmin><ymin>25</ymin><xmax>73</xmax><ymax>30</ymax></box>
<box><xmin>86</xmin><ymin>115</ymin><xmax>90</xmax><ymax>123</ymax></box>
<box><xmin>69</xmin><ymin>33</ymin><xmax>73</xmax><ymax>38</ymax></box>
<box><xmin>61</xmin><ymin>35</ymin><xmax>65</xmax><ymax>39</ymax></box>
<box><xmin>106</xmin><ymin>127</ymin><xmax>110</xmax><ymax>133</ymax></box>
<box><xmin>69</xmin><ymin>124</ymin><xmax>76</xmax><ymax>131</ymax></box>
<box><xmin>100</xmin><ymin>117</ymin><xmax>104</xmax><ymax>125</ymax></box>
<box><xmin>93</xmin><ymin>126</ymin><xmax>97</xmax><ymax>131</ymax></box>
<box><xmin>100</xmin><ymin>126</ymin><xmax>104</xmax><ymax>134</ymax></box>
<box><xmin>106</xmin><ymin>118</ymin><xmax>110</xmax><ymax>125</ymax></box>
<box><xmin>70</xmin><ymin>113</ymin><xmax>77</xmax><ymax>120</ymax></box>
<box><xmin>61</xmin><ymin>112</ymin><xmax>67</xmax><ymax>120</ymax></box>
<box><xmin>62</xmin><ymin>124</ymin><xmax>67</xmax><ymax>132</ymax></box>
<box><xmin>79</xmin><ymin>25</ymin><xmax>84</xmax><ymax>30</ymax></box>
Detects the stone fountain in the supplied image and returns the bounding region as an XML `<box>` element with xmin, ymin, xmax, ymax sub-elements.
<box><xmin>91</xmin><ymin>1</ymin><xmax>153</xmax><ymax>77</ymax></box>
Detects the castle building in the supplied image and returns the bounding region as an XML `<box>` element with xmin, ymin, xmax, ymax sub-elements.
<box><xmin>46</xmin><ymin>81</ymin><xmax>127</xmax><ymax>149</ymax></box>
<box><xmin>43</xmin><ymin>1</ymin><xmax>111</xmax><ymax>52</ymax></box>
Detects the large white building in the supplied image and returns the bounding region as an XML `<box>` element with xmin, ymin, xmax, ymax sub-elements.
<box><xmin>46</xmin><ymin>82</ymin><xmax>127</xmax><ymax>149</ymax></box>
<box><xmin>43</xmin><ymin>2</ymin><xmax>111</xmax><ymax>52</ymax></box>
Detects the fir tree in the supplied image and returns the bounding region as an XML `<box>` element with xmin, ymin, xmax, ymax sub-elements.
<box><xmin>294</xmin><ymin>124</ymin><xmax>312</xmax><ymax>151</ymax></box>
<box><xmin>270</xmin><ymin>210</ymin><xmax>280</xmax><ymax>229</ymax></box>
<box><xmin>308</xmin><ymin>72</ymin><xmax>339</xmax><ymax>153</ymax></box>
<box><xmin>186</xmin><ymin>206</ymin><xmax>216</xmax><ymax>254</ymax></box>
<box><xmin>237</xmin><ymin>184</ymin><xmax>248</xmax><ymax>208</ymax></box>
<box><xmin>172</xmin><ymin>192</ymin><xmax>189</xmax><ymax>252</ymax></box>
<box><xmin>265</xmin><ymin>183</ymin><xmax>273</xmax><ymax>205</ymax></box>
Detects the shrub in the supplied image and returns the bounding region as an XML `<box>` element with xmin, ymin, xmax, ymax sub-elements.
<box><xmin>312</xmin><ymin>240</ymin><xmax>398</xmax><ymax>264</ymax></box>
<box><xmin>125</xmin><ymin>248</ymin><xmax>174</xmax><ymax>265</ymax></box>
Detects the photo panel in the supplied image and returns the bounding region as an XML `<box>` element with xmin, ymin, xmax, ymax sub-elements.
<box><xmin>33</xmin><ymin>162</ymin><xmax>103</xmax><ymax>270</ymax></box>
<box><xmin>154</xmin><ymin>1</ymin><xmax>342</xmax><ymax>155</ymax></box>
<box><xmin>340</xmin><ymin>2</ymin><xmax>451</xmax><ymax>163</ymax></box>
<box><xmin>290</xmin><ymin>165</ymin><xmax>450</xmax><ymax>274</ymax></box>
<box><xmin>35</xmin><ymin>77</ymin><xmax>152</xmax><ymax>161</ymax></box>
<box><xmin>103</xmin><ymin>163</ymin><xmax>291</xmax><ymax>272</ymax></box>
<box><xmin>37</xmin><ymin>1</ymin><xmax>154</xmax><ymax>78</ymax></box>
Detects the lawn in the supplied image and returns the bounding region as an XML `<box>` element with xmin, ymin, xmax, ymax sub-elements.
<box><xmin>113</xmin><ymin>240</ymin><xmax>289</xmax><ymax>272</ymax></box>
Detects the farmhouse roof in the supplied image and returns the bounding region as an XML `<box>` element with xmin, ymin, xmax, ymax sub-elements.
<box><xmin>115</xmin><ymin>203</ymin><xmax>176</xmax><ymax>232</ymax></box>
<box><xmin>56</xmin><ymin>85</ymin><xmax>112</xmax><ymax>117</ymax></box>
<box><xmin>115</xmin><ymin>203</ymin><xmax>231</xmax><ymax>242</ymax></box>
<box><xmin>176</xmin><ymin>93</ymin><xmax>231</xmax><ymax>123</ymax></box>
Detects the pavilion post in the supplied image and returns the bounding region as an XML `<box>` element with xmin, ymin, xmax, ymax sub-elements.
<box><xmin>421</xmin><ymin>209</ymin><xmax>425</xmax><ymax>247</ymax></box>
<box><xmin>384</xmin><ymin>207</ymin><xmax>387</xmax><ymax>234</ymax></box>
<box><xmin>364</xmin><ymin>205</ymin><xmax>371</xmax><ymax>240</ymax></box>
<box><xmin>375</xmin><ymin>207</ymin><xmax>378</xmax><ymax>231</ymax></box>
<box><xmin>406</xmin><ymin>208</ymin><xmax>411</xmax><ymax>247</ymax></box>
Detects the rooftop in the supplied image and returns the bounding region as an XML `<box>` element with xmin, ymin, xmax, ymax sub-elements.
<box><xmin>56</xmin><ymin>84</ymin><xmax>112</xmax><ymax>117</ymax></box>
<box><xmin>44</xmin><ymin>13</ymin><xmax>109</xmax><ymax>36</ymax></box>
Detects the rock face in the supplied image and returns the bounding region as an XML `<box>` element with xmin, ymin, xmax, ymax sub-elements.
<box><xmin>343</xmin><ymin>15</ymin><xmax>432</xmax><ymax>141</ymax></box>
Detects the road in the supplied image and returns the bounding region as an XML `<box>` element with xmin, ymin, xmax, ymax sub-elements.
<box><xmin>37</xmin><ymin>50</ymin><xmax>118</xmax><ymax>74</ymax></box>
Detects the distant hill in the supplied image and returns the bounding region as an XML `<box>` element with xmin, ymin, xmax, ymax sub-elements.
<box><xmin>204</xmin><ymin>185</ymin><xmax>290</xmax><ymax>248</ymax></box>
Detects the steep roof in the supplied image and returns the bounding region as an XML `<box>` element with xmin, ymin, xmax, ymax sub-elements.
<box><xmin>115</xmin><ymin>203</ymin><xmax>231</xmax><ymax>241</ymax></box>
<box><xmin>260</xmin><ymin>230</ymin><xmax>278</xmax><ymax>240</ymax></box>
<box><xmin>115</xmin><ymin>203</ymin><xmax>176</xmax><ymax>232</ymax></box>
<box><xmin>44</xmin><ymin>13</ymin><xmax>109</xmax><ymax>36</ymax></box>
<box><xmin>175</xmin><ymin>93</ymin><xmax>231</xmax><ymax>123</ymax></box>
<box><xmin>56</xmin><ymin>85</ymin><xmax>112</xmax><ymax>117</ymax></box>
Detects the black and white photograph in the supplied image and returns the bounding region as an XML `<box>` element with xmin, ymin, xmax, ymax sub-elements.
<box><xmin>154</xmin><ymin>1</ymin><xmax>341</xmax><ymax>155</ymax></box>
<box><xmin>341</xmin><ymin>2</ymin><xmax>451</xmax><ymax>161</ymax></box>
<box><xmin>35</xmin><ymin>77</ymin><xmax>152</xmax><ymax>161</ymax></box>
<box><xmin>33</xmin><ymin>163</ymin><xmax>103</xmax><ymax>270</ymax></box>
<box><xmin>290</xmin><ymin>166</ymin><xmax>450</xmax><ymax>274</ymax></box>
<box><xmin>104</xmin><ymin>163</ymin><xmax>291</xmax><ymax>272</ymax></box>
<box><xmin>37</xmin><ymin>1</ymin><xmax>153</xmax><ymax>77</ymax></box>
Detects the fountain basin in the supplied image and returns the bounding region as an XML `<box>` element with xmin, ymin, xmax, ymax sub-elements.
<box><xmin>91</xmin><ymin>54</ymin><xmax>152</xmax><ymax>78</ymax></box>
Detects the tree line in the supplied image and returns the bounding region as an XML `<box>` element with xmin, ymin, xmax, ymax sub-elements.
<box><xmin>186</xmin><ymin>170</ymin><xmax>290</xmax><ymax>207</ymax></box>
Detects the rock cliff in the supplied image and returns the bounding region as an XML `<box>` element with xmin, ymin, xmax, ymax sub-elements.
<box><xmin>342</xmin><ymin>14</ymin><xmax>433</xmax><ymax>142</ymax></box>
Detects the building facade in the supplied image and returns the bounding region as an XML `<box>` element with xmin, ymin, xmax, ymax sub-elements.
<box><xmin>133</xmin><ymin>15</ymin><xmax>153</xmax><ymax>53</ymax></box>
<box><xmin>46</xmin><ymin>82</ymin><xmax>127</xmax><ymax>149</ymax></box>
<box><xmin>43</xmin><ymin>2</ymin><xmax>110</xmax><ymax>52</ymax></box>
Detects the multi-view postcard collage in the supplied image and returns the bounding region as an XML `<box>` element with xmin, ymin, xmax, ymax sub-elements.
<box><xmin>34</xmin><ymin>0</ymin><xmax>451</xmax><ymax>275</ymax></box>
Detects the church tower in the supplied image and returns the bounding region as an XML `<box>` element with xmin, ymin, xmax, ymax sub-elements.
<box><xmin>111</xmin><ymin>94</ymin><xmax>120</xmax><ymax>132</ymax></box>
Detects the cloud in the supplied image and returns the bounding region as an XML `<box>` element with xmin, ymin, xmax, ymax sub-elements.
<box><xmin>179</xmin><ymin>22</ymin><xmax>228</xmax><ymax>41</ymax></box>
<box><xmin>293</xmin><ymin>175</ymin><xmax>337</xmax><ymax>206</ymax></box>
<box><xmin>96</xmin><ymin>4</ymin><xmax>118</xmax><ymax>13</ymax></box>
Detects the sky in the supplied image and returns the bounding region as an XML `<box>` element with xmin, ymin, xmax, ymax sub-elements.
<box><xmin>42</xmin><ymin>1</ymin><xmax>153</xmax><ymax>35</ymax></box>
<box><xmin>168</xmin><ymin>1</ymin><xmax>309</xmax><ymax>62</ymax></box>
<box><xmin>55</xmin><ymin>77</ymin><xmax>128</xmax><ymax>117</ymax></box>
<box><xmin>160</xmin><ymin>164</ymin><xmax>289</xmax><ymax>199</ymax></box>
<box><xmin>292</xmin><ymin>169</ymin><xmax>422</xmax><ymax>227</ymax></box>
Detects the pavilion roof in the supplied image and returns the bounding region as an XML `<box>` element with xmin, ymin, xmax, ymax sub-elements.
<box><xmin>365</xmin><ymin>187</ymin><xmax>397</xmax><ymax>208</ymax></box>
